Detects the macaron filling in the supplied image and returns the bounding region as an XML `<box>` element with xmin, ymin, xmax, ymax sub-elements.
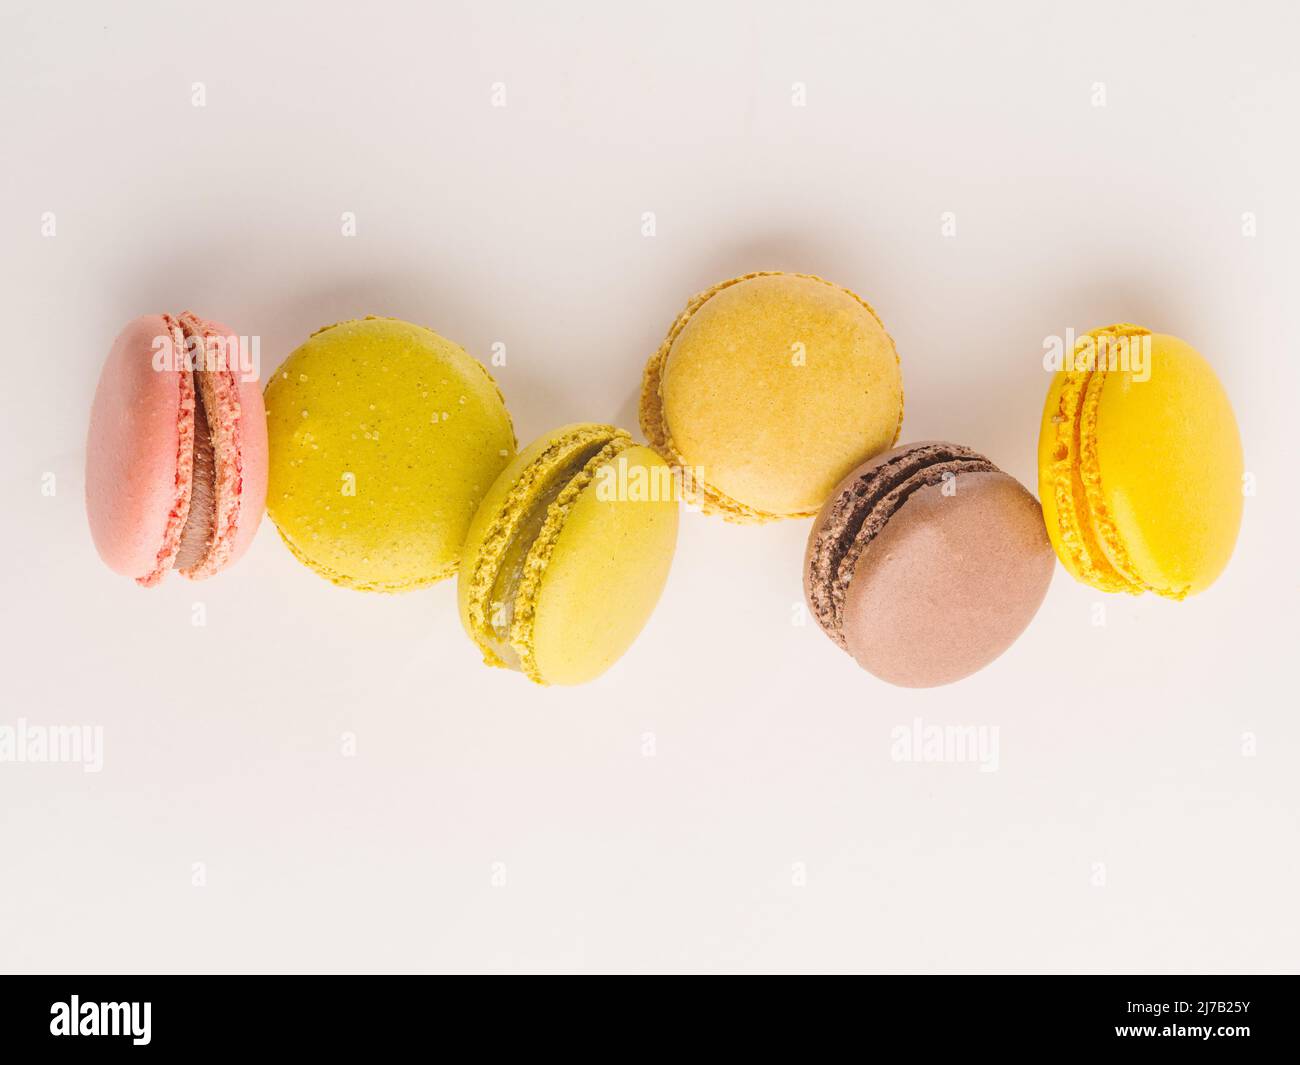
<box><xmin>176</xmin><ymin>312</ymin><xmax>248</xmax><ymax>581</ymax></box>
<box><xmin>140</xmin><ymin>314</ymin><xmax>249</xmax><ymax>584</ymax></box>
<box><xmin>484</xmin><ymin>439</ymin><xmax>614</xmax><ymax>669</ymax></box>
<box><xmin>807</xmin><ymin>444</ymin><xmax>994</xmax><ymax>645</ymax></box>
<box><xmin>136</xmin><ymin>313</ymin><xmax>198</xmax><ymax>587</ymax></box>
<box><xmin>464</xmin><ymin>425</ymin><xmax>636</xmax><ymax>676</ymax></box>
<box><xmin>1043</xmin><ymin>325</ymin><xmax>1150</xmax><ymax>596</ymax></box>
<box><xmin>172</xmin><ymin>378</ymin><xmax>217</xmax><ymax>571</ymax></box>
<box><xmin>507</xmin><ymin>435</ymin><xmax>635</xmax><ymax>682</ymax></box>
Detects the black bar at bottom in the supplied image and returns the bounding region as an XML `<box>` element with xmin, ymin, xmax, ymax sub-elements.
<box><xmin>0</xmin><ymin>975</ymin><xmax>1291</xmax><ymax>1052</ymax></box>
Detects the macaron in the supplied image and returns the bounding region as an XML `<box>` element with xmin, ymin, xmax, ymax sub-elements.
<box><xmin>1038</xmin><ymin>324</ymin><xmax>1242</xmax><ymax>598</ymax></box>
<box><xmin>804</xmin><ymin>442</ymin><xmax>1054</xmax><ymax>688</ymax></box>
<box><xmin>263</xmin><ymin>317</ymin><xmax>515</xmax><ymax>592</ymax></box>
<box><xmin>459</xmin><ymin>424</ymin><xmax>679</xmax><ymax>686</ymax></box>
<box><xmin>86</xmin><ymin>312</ymin><xmax>268</xmax><ymax>586</ymax></box>
<box><xmin>640</xmin><ymin>271</ymin><xmax>904</xmax><ymax>522</ymax></box>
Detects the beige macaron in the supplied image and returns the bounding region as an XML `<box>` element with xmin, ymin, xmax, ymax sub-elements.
<box><xmin>640</xmin><ymin>271</ymin><xmax>904</xmax><ymax>522</ymax></box>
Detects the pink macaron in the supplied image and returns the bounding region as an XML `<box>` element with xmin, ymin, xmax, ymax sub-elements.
<box><xmin>86</xmin><ymin>312</ymin><xmax>268</xmax><ymax>586</ymax></box>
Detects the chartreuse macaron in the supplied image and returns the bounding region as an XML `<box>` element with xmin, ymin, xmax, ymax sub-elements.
<box><xmin>264</xmin><ymin>317</ymin><xmax>515</xmax><ymax>592</ymax></box>
<box><xmin>640</xmin><ymin>271</ymin><xmax>904</xmax><ymax>523</ymax></box>
<box><xmin>459</xmin><ymin>424</ymin><xmax>679</xmax><ymax>686</ymax></box>
<box><xmin>1038</xmin><ymin>324</ymin><xmax>1242</xmax><ymax>598</ymax></box>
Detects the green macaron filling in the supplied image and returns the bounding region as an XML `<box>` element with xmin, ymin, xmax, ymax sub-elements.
<box><xmin>484</xmin><ymin>440</ymin><xmax>612</xmax><ymax>670</ymax></box>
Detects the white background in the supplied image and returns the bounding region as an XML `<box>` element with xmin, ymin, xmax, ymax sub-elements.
<box><xmin>2</xmin><ymin>0</ymin><xmax>1297</xmax><ymax>974</ymax></box>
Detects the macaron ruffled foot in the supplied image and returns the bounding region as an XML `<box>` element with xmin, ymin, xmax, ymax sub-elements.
<box><xmin>85</xmin><ymin>312</ymin><xmax>268</xmax><ymax>586</ymax></box>
<box><xmin>804</xmin><ymin>442</ymin><xmax>1054</xmax><ymax>688</ymax></box>
<box><xmin>1037</xmin><ymin>325</ymin><xmax>1242</xmax><ymax>599</ymax></box>
<box><xmin>640</xmin><ymin>272</ymin><xmax>904</xmax><ymax>523</ymax></box>
<box><xmin>459</xmin><ymin>424</ymin><xmax>679</xmax><ymax>686</ymax></box>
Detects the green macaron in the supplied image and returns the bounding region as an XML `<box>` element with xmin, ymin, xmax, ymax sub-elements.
<box><xmin>264</xmin><ymin>316</ymin><xmax>516</xmax><ymax>591</ymax></box>
<box><xmin>458</xmin><ymin>423</ymin><xmax>679</xmax><ymax>685</ymax></box>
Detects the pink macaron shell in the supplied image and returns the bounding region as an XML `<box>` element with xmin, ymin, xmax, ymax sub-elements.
<box><xmin>198</xmin><ymin>315</ymin><xmax>267</xmax><ymax>569</ymax></box>
<box><xmin>228</xmin><ymin>372</ymin><xmax>267</xmax><ymax>565</ymax></box>
<box><xmin>85</xmin><ymin>314</ymin><xmax>192</xmax><ymax>581</ymax></box>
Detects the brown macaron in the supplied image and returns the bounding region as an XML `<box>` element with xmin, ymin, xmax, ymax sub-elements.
<box><xmin>804</xmin><ymin>442</ymin><xmax>1055</xmax><ymax>688</ymax></box>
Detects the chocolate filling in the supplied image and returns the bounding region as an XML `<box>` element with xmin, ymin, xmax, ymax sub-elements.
<box><xmin>807</xmin><ymin>444</ymin><xmax>996</xmax><ymax>645</ymax></box>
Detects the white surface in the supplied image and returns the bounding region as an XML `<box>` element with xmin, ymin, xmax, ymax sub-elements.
<box><xmin>2</xmin><ymin>0</ymin><xmax>1297</xmax><ymax>974</ymax></box>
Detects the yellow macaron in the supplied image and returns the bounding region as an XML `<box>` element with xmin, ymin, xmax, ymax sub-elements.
<box><xmin>1038</xmin><ymin>324</ymin><xmax>1243</xmax><ymax>598</ymax></box>
<box><xmin>459</xmin><ymin>424</ymin><xmax>679</xmax><ymax>685</ymax></box>
<box><xmin>265</xmin><ymin>317</ymin><xmax>515</xmax><ymax>591</ymax></box>
<box><xmin>640</xmin><ymin>271</ymin><xmax>904</xmax><ymax>522</ymax></box>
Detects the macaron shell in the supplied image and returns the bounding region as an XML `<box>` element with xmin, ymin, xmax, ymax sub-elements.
<box><xmin>803</xmin><ymin>440</ymin><xmax>995</xmax><ymax>643</ymax></box>
<box><xmin>1092</xmin><ymin>335</ymin><xmax>1242</xmax><ymax>597</ymax></box>
<box><xmin>180</xmin><ymin>314</ymin><xmax>268</xmax><ymax>576</ymax></box>
<box><xmin>1037</xmin><ymin>371</ymin><xmax>1107</xmax><ymax>589</ymax></box>
<box><xmin>458</xmin><ymin>423</ymin><xmax>623</xmax><ymax>662</ymax></box>
<box><xmin>644</xmin><ymin>272</ymin><xmax>903</xmax><ymax>520</ymax></box>
<box><xmin>523</xmin><ymin>445</ymin><xmax>679</xmax><ymax>685</ymax></box>
<box><xmin>264</xmin><ymin>317</ymin><xmax>515</xmax><ymax>592</ymax></box>
<box><xmin>85</xmin><ymin>314</ymin><xmax>190</xmax><ymax>580</ymax></box>
<box><xmin>1038</xmin><ymin>329</ymin><xmax>1243</xmax><ymax>598</ymax></box>
<box><xmin>841</xmin><ymin>472</ymin><xmax>1054</xmax><ymax>688</ymax></box>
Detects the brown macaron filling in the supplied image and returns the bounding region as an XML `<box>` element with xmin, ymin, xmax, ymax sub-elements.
<box><xmin>804</xmin><ymin>441</ymin><xmax>1055</xmax><ymax>687</ymax></box>
<box><xmin>806</xmin><ymin>443</ymin><xmax>995</xmax><ymax>646</ymax></box>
